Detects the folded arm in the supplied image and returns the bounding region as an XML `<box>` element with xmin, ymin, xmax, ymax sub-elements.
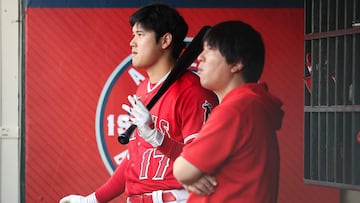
<box><xmin>174</xmin><ymin>156</ymin><xmax>217</xmax><ymax>195</ymax></box>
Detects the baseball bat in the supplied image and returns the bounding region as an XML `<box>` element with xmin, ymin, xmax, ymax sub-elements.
<box><xmin>118</xmin><ymin>25</ymin><xmax>211</xmax><ymax>144</ymax></box>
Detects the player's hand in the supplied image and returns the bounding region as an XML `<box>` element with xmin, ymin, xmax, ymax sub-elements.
<box><xmin>183</xmin><ymin>174</ymin><xmax>217</xmax><ymax>196</ymax></box>
<box><xmin>122</xmin><ymin>94</ymin><xmax>164</xmax><ymax>147</ymax></box>
<box><xmin>59</xmin><ymin>193</ymin><xmax>98</xmax><ymax>203</ymax></box>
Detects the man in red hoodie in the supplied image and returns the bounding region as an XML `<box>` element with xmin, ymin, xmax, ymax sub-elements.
<box><xmin>174</xmin><ymin>20</ymin><xmax>284</xmax><ymax>203</ymax></box>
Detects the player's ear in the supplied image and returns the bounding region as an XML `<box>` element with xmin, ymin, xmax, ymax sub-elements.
<box><xmin>161</xmin><ymin>32</ymin><xmax>172</xmax><ymax>49</ymax></box>
<box><xmin>230</xmin><ymin>62</ymin><xmax>244</xmax><ymax>73</ymax></box>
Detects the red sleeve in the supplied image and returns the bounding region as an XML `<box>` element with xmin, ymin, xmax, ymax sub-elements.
<box><xmin>158</xmin><ymin>135</ymin><xmax>185</xmax><ymax>159</ymax></box>
<box><xmin>95</xmin><ymin>158</ymin><xmax>128</xmax><ymax>203</ymax></box>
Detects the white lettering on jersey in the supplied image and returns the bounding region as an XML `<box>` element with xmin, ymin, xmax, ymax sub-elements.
<box><xmin>152</xmin><ymin>115</ymin><xmax>171</xmax><ymax>138</ymax></box>
<box><xmin>139</xmin><ymin>148</ymin><xmax>170</xmax><ymax>180</ymax></box>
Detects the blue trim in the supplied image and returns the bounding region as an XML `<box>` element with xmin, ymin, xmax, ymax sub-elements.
<box><xmin>95</xmin><ymin>56</ymin><xmax>132</xmax><ymax>174</ymax></box>
<box><xmin>26</xmin><ymin>0</ymin><xmax>303</xmax><ymax>8</ymax></box>
<box><xmin>98</xmin><ymin>63</ymin><xmax>127</xmax><ymax>172</ymax></box>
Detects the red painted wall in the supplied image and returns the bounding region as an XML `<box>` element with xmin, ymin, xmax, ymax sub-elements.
<box><xmin>25</xmin><ymin>7</ymin><xmax>339</xmax><ymax>203</ymax></box>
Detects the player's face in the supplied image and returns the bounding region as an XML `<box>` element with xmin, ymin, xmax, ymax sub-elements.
<box><xmin>197</xmin><ymin>42</ymin><xmax>233</xmax><ymax>96</ymax></box>
<box><xmin>129</xmin><ymin>23</ymin><xmax>163</xmax><ymax>69</ymax></box>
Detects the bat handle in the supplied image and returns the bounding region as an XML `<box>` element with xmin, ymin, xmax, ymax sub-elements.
<box><xmin>118</xmin><ymin>124</ymin><xmax>137</xmax><ymax>144</ymax></box>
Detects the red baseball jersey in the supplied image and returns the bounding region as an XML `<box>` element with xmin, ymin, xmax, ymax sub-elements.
<box><xmin>95</xmin><ymin>70</ymin><xmax>218</xmax><ymax>202</ymax></box>
<box><xmin>181</xmin><ymin>83</ymin><xmax>284</xmax><ymax>203</ymax></box>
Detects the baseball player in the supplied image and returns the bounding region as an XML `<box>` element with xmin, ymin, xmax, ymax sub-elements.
<box><xmin>59</xmin><ymin>3</ymin><xmax>218</xmax><ymax>203</ymax></box>
<box><xmin>173</xmin><ymin>20</ymin><xmax>284</xmax><ymax>203</ymax></box>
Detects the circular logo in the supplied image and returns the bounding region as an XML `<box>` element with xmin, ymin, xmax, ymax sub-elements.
<box><xmin>95</xmin><ymin>37</ymin><xmax>196</xmax><ymax>174</ymax></box>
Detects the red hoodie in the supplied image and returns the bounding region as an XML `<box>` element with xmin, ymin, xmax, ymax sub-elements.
<box><xmin>181</xmin><ymin>82</ymin><xmax>284</xmax><ymax>203</ymax></box>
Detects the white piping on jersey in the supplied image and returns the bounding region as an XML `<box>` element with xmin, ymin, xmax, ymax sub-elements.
<box><xmin>184</xmin><ymin>133</ymin><xmax>198</xmax><ymax>144</ymax></box>
<box><xmin>147</xmin><ymin>71</ymin><xmax>171</xmax><ymax>93</ymax></box>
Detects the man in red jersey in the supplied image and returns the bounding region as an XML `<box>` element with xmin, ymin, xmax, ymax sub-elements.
<box><xmin>59</xmin><ymin>3</ymin><xmax>218</xmax><ymax>203</ymax></box>
<box><xmin>173</xmin><ymin>20</ymin><xmax>284</xmax><ymax>203</ymax></box>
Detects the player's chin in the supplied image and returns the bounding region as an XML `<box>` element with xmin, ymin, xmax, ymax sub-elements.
<box><xmin>131</xmin><ymin>60</ymin><xmax>141</xmax><ymax>68</ymax></box>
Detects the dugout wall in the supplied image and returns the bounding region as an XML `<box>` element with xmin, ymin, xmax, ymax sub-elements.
<box><xmin>17</xmin><ymin>0</ymin><xmax>344</xmax><ymax>202</ymax></box>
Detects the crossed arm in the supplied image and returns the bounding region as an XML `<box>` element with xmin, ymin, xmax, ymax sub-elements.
<box><xmin>174</xmin><ymin>156</ymin><xmax>217</xmax><ymax>195</ymax></box>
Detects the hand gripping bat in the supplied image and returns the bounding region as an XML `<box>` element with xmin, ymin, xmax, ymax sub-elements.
<box><xmin>118</xmin><ymin>25</ymin><xmax>211</xmax><ymax>144</ymax></box>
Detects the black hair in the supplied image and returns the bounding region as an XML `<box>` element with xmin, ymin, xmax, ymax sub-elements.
<box><xmin>203</xmin><ymin>20</ymin><xmax>265</xmax><ymax>82</ymax></box>
<box><xmin>130</xmin><ymin>3</ymin><xmax>188</xmax><ymax>59</ymax></box>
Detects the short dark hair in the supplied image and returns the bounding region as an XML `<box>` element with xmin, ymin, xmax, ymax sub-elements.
<box><xmin>130</xmin><ymin>3</ymin><xmax>188</xmax><ymax>59</ymax></box>
<box><xmin>203</xmin><ymin>20</ymin><xmax>265</xmax><ymax>82</ymax></box>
